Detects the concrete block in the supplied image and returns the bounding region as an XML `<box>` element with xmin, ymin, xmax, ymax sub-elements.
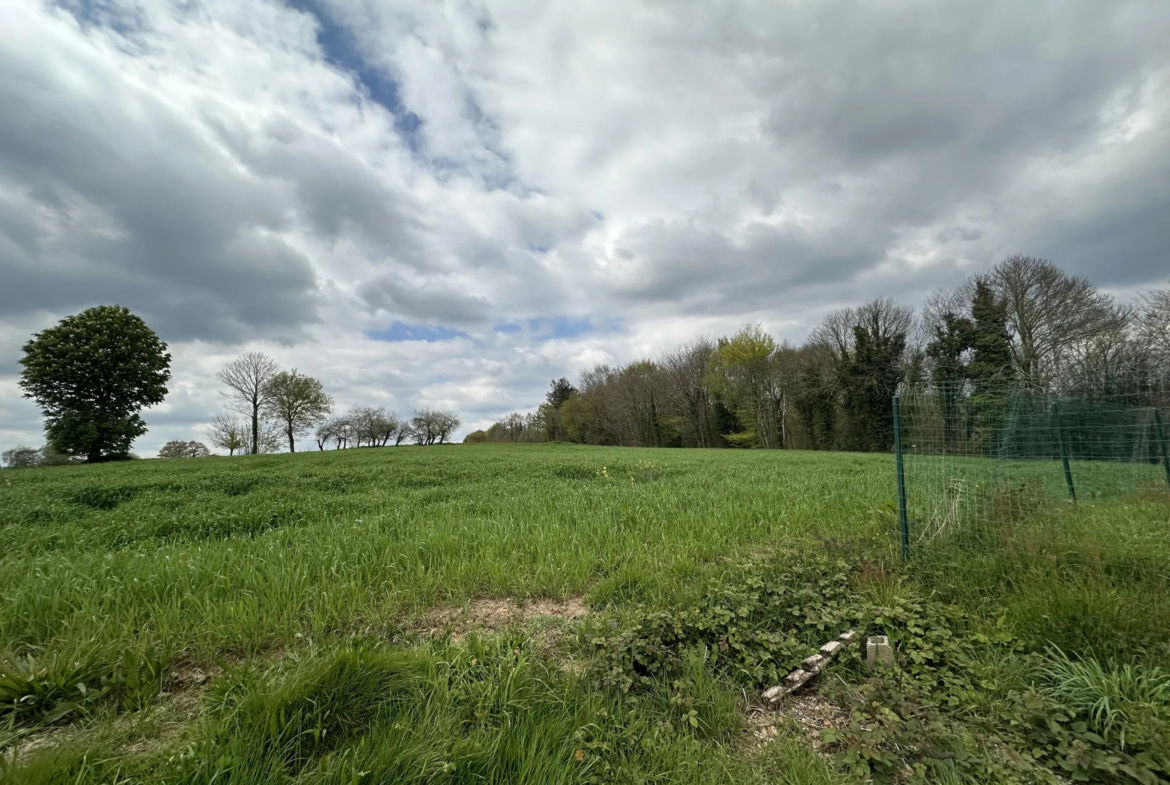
<box><xmin>838</xmin><ymin>630</ymin><xmax>858</xmax><ymax>644</ymax></box>
<box><xmin>866</xmin><ymin>635</ymin><xmax>894</xmax><ymax>668</ymax></box>
<box><xmin>762</xmin><ymin>685</ymin><xmax>785</xmax><ymax>702</ymax></box>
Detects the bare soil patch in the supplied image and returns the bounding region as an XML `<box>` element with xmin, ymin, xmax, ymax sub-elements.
<box><xmin>745</xmin><ymin>688</ymin><xmax>850</xmax><ymax>751</ymax></box>
<box><xmin>4</xmin><ymin>664</ymin><xmax>216</xmax><ymax>764</ymax></box>
<box><xmin>420</xmin><ymin>596</ymin><xmax>589</xmax><ymax>642</ymax></box>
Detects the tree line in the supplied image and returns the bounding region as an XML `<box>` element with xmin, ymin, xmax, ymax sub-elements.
<box><xmin>176</xmin><ymin>354</ymin><xmax>461</xmax><ymax>458</ymax></box>
<box><xmin>4</xmin><ymin>310</ymin><xmax>460</xmax><ymax>467</ymax></box>
<box><xmin>469</xmin><ymin>257</ymin><xmax>1170</xmax><ymax>453</ymax></box>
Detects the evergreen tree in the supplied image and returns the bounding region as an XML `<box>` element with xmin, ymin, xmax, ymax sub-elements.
<box><xmin>840</xmin><ymin>323</ymin><xmax>907</xmax><ymax>452</ymax></box>
<box><xmin>968</xmin><ymin>279</ymin><xmax>1013</xmax><ymax>399</ymax></box>
<box><xmin>545</xmin><ymin>378</ymin><xmax>577</xmax><ymax>440</ymax></box>
<box><xmin>967</xmin><ymin>279</ymin><xmax>1014</xmax><ymax>454</ymax></box>
<box><xmin>926</xmin><ymin>312</ymin><xmax>974</xmax><ymax>447</ymax></box>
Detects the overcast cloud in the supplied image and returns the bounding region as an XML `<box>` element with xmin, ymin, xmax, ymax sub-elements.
<box><xmin>1</xmin><ymin>0</ymin><xmax>1168</xmax><ymax>453</ymax></box>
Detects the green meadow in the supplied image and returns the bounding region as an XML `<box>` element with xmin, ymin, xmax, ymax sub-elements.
<box><xmin>3</xmin><ymin>445</ymin><xmax>1169</xmax><ymax>784</ymax></box>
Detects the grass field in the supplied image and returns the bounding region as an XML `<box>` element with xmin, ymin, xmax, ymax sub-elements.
<box><xmin>3</xmin><ymin>444</ymin><xmax>1169</xmax><ymax>784</ymax></box>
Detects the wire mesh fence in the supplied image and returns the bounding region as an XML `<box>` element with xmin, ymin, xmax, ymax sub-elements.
<box><xmin>893</xmin><ymin>381</ymin><xmax>1170</xmax><ymax>566</ymax></box>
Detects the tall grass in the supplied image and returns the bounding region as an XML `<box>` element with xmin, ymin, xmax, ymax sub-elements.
<box><xmin>1040</xmin><ymin>647</ymin><xmax>1170</xmax><ymax>749</ymax></box>
<box><xmin>3</xmin><ymin>443</ymin><xmax>1169</xmax><ymax>783</ymax></box>
<box><xmin>0</xmin><ymin>446</ymin><xmax>890</xmax><ymax>691</ymax></box>
<box><xmin>8</xmin><ymin>640</ymin><xmax>767</xmax><ymax>785</ymax></box>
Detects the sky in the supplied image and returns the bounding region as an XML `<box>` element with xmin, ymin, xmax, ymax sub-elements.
<box><xmin>1</xmin><ymin>0</ymin><xmax>1169</xmax><ymax>455</ymax></box>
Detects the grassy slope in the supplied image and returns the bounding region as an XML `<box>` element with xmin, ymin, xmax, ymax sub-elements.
<box><xmin>2</xmin><ymin>444</ymin><xmax>1168</xmax><ymax>784</ymax></box>
<box><xmin>0</xmin><ymin>445</ymin><xmax>890</xmax><ymax>668</ymax></box>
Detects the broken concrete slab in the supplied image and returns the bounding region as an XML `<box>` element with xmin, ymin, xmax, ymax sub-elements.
<box><xmin>801</xmin><ymin>653</ymin><xmax>827</xmax><ymax>673</ymax></box>
<box><xmin>819</xmin><ymin>640</ymin><xmax>843</xmax><ymax>658</ymax></box>
<box><xmin>783</xmin><ymin>669</ymin><xmax>816</xmax><ymax>691</ymax></box>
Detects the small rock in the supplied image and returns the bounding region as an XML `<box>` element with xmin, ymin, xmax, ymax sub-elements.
<box><xmin>866</xmin><ymin>635</ymin><xmax>895</xmax><ymax>668</ymax></box>
<box><xmin>838</xmin><ymin>630</ymin><xmax>858</xmax><ymax>644</ymax></box>
<box><xmin>819</xmin><ymin>640</ymin><xmax>843</xmax><ymax>658</ymax></box>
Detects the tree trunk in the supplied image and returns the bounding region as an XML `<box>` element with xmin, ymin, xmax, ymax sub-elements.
<box><xmin>251</xmin><ymin>407</ymin><xmax>259</xmax><ymax>455</ymax></box>
<box><xmin>287</xmin><ymin>421</ymin><xmax>296</xmax><ymax>453</ymax></box>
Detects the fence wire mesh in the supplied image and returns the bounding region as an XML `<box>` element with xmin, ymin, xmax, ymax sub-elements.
<box><xmin>895</xmin><ymin>381</ymin><xmax>1170</xmax><ymax>569</ymax></box>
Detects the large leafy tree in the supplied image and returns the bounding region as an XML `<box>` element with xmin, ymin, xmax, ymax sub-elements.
<box><xmin>18</xmin><ymin>306</ymin><xmax>171</xmax><ymax>462</ymax></box>
<box><xmin>709</xmin><ymin>324</ymin><xmax>782</xmax><ymax>448</ymax></box>
<box><xmin>262</xmin><ymin>370</ymin><xmax>332</xmax><ymax>453</ymax></box>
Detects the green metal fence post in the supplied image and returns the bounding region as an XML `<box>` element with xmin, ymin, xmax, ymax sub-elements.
<box><xmin>893</xmin><ymin>395</ymin><xmax>910</xmax><ymax>559</ymax></box>
<box><xmin>1154</xmin><ymin>408</ymin><xmax>1170</xmax><ymax>490</ymax></box>
<box><xmin>1053</xmin><ymin>401</ymin><xmax>1076</xmax><ymax>502</ymax></box>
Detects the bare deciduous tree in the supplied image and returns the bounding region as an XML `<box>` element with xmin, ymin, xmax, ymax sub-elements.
<box><xmin>207</xmin><ymin>414</ymin><xmax>248</xmax><ymax>456</ymax></box>
<box><xmin>661</xmin><ymin>337</ymin><xmax>717</xmax><ymax>448</ymax></box>
<box><xmin>503</xmin><ymin>412</ymin><xmax>525</xmax><ymax>442</ymax></box>
<box><xmin>245</xmin><ymin>420</ymin><xmax>284</xmax><ymax>454</ymax></box>
<box><xmin>1137</xmin><ymin>282</ymin><xmax>1170</xmax><ymax>374</ymax></box>
<box><xmin>991</xmin><ymin>255</ymin><xmax>1131</xmax><ymax>388</ymax></box>
<box><xmin>410</xmin><ymin>409</ymin><xmax>460</xmax><ymax>444</ymax></box>
<box><xmin>344</xmin><ymin>405</ymin><xmax>401</xmax><ymax>447</ymax></box>
<box><xmin>217</xmin><ymin>352</ymin><xmax>280</xmax><ymax>455</ymax></box>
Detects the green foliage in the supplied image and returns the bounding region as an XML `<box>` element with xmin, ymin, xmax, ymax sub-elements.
<box><xmin>1</xmin><ymin>447</ymin><xmax>42</xmax><ymax>469</ymax></box>
<box><xmin>546</xmin><ymin>377</ymin><xmax>578</xmax><ymax>410</ymax></box>
<box><xmin>968</xmin><ymin>279</ymin><xmax>1013</xmax><ymax>398</ymax></box>
<box><xmin>1038</xmin><ymin>649</ymin><xmax>1170</xmax><ymax>769</ymax></box>
<box><xmin>927</xmin><ymin>313</ymin><xmax>976</xmax><ymax>447</ymax></box>
<box><xmin>10</xmin><ymin>641</ymin><xmax>763</xmax><ymax>785</ymax></box>
<box><xmin>839</xmin><ymin>322</ymin><xmax>906</xmax><ymax>452</ymax></box>
<box><xmin>262</xmin><ymin>370</ymin><xmax>332</xmax><ymax>453</ymax></box>
<box><xmin>158</xmin><ymin>441</ymin><xmax>211</xmax><ymax>459</ymax></box>
<box><xmin>1</xmin><ymin>645</ymin><xmax>169</xmax><ymax>727</ymax></box>
<box><xmin>708</xmin><ymin>324</ymin><xmax>782</xmax><ymax>449</ymax></box>
<box><xmin>590</xmin><ymin>553</ymin><xmax>861</xmax><ymax>692</ymax></box>
<box><xmin>18</xmin><ymin>306</ymin><xmax>171</xmax><ymax>463</ymax></box>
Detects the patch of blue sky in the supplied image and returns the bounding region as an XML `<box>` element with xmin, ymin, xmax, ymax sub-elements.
<box><xmin>527</xmin><ymin>316</ymin><xmax>601</xmax><ymax>341</ymax></box>
<box><xmin>365</xmin><ymin>322</ymin><xmax>469</xmax><ymax>343</ymax></box>
<box><xmin>54</xmin><ymin>0</ymin><xmax>145</xmax><ymax>36</ymax></box>
<box><xmin>493</xmin><ymin>322</ymin><xmax>523</xmax><ymax>334</ymax></box>
<box><xmin>282</xmin><ymin>0</ymin><xmax>424</xmax><ymax>153</ymax></box>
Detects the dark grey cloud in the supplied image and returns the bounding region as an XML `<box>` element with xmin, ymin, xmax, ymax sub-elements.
<box><xmin>937</xmin><ymin>227</ymin><xmax>984</xmax><ymax>244</ymax></box>
<box><xmin>358</xmin><ymin>275</ymin><xmax>493</xmax><ymax>325</ymax></box>
<box><xmin>609</xmin><ymin>218</ymin><xmax>886</xmax><ymax>313</ymax></box>
<box><xmin>598</xmin><ymin>0</ymin><xmax>1170</xmax><ymax>306</ymax></box>
<box><xmin>0</xmin><ymin>29</ymin><xmax>321</xmax><ymax>343</ymax></box>
<box><xmin>1026</xmin><ymin>138</ymin><xmax>1170</xmax><ymax>287</ymax></box>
